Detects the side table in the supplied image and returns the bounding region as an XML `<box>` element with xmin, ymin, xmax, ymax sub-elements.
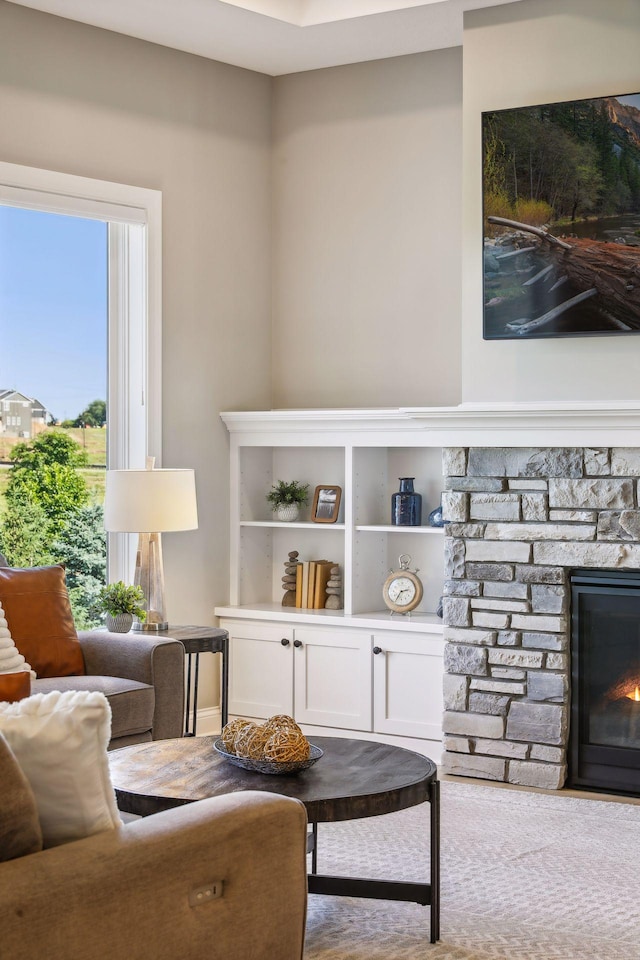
<box><xmin>165</xmin><ymin>625</ymin><xmax>229</xmax><ymax>737</ymax></box>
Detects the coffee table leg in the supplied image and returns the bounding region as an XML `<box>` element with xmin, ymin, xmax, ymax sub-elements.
<box><xmin>307</xmin><ymin>791</ymin><xmax>439</xmax><ymax>941</ymax></box>
<box><xmin>192</xmin><ymin>653</ymin><xmax>201</xmax><ymax>736</ymax></box>
<box><xmin>221</xmin><ymin>634</ymin><xmax>229</xmax><ymax>728</ymax></box>
<box><xmin>310</xmin><ymin>822</ymin><xmax>318</xmax><ymax>874</ymax></box>
<box><xmin>184</xmin><ymin>654</ymin><xmax>193</xmax><ymax>736</ymax></box>
<box><xmin>429</xmin><ymin>778</ymin><xmax>440</xmax><ymax>944</ymax></box>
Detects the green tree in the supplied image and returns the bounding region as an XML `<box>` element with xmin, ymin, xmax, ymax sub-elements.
<box><xmin>619</xmin><ymin>146</ymin><xmax>640</xmax><ymax>212</ymax></box>
<box><xmin>9</xmin><ymin>430</ymin><xmax>89</xmax><ymax>470</ymax></box>
<box><xmin>482</xmin><ymin>115</ymin><xmax>514</xmax><ymax>234</ymax></box>
<box><xmin>593</xmin><ymin>103</ymin><xmax>619</xmax><ymax>214</ymax></box>
<box><xmin>74</xmin><ymin>399</ymin><xmax>106</xmax><ymax>428</ymax></box>
<box><xmin>0</xmin><ymin>489</ymin><xmax>52</xmax><ymax>568</ymax></box>
<box><xmin>486</xmin><ymin>106</ymin><xmax>604</xmax><ymax>223</ymax></box>
<box><xmin>52</xmin><ymin>503</ymin><xmax>107</xmax><ymax>629</ymax></box>
<box><xmin>6</xmin><ymin>430</ymin><xmax>89</xmax><ymax>534</ymax></box>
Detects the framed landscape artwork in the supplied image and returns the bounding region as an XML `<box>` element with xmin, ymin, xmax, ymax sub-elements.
<box><xmin>482</xmin><ymin>90</ymin><xmax>640</xmax><ymax>340</ymax></box>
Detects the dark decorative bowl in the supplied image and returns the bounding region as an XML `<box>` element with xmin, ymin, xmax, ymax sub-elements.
<box><xmin>213</xmin><ymin>738</ymin><xmax>323</xmax><ymax>775</ymax></box>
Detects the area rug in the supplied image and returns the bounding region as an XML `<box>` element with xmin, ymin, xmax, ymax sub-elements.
<box><xmin>304</xmin><ymin>779</ymin><xmax>640</xmax><ymax>960</ymax></box>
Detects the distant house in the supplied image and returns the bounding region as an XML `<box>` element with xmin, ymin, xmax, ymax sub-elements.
<box><xmin>0</xmin><ymin>389</ymin><xmax>49</xmax><ymax>439</ymax></box>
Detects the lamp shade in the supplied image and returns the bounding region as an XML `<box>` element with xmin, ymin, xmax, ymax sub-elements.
<box><xmin>104</xmin><ymin>469</ymin><xmax>198</xmax><ymax>533</ymax></box>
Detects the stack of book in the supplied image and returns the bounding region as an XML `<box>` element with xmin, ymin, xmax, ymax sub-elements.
<box><xmin>295</xmin><ymin>560</ymin><xmax>335</xmax><ymax>609</ymax></box>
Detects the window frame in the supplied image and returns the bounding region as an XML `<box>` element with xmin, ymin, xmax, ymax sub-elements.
<box><xmin>0</xmin><ymin>161</ymin><xmax>162</xmax><ymax>582</ymax></box>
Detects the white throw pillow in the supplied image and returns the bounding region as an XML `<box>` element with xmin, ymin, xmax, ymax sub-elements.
<box><xmin>0</xmin><ymin>689</ymin><xmax>121</xmax><ymax>847</ymax></box>
<box><xmin>0</xmin><ymin>599</ymin><xmax>35</xmax><ymax>678</ymax></box>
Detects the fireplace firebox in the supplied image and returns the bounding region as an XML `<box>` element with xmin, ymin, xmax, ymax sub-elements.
<box><xmin>570</xmin><ymin>569</ymin><xmax>640</xmax><ymax>796</ymax></box>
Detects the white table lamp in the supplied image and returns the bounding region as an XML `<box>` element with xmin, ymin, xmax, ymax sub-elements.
<box><xmin>104</xmin><ymin>458</ymin><xmax>198</xmax><ymax>631</ymax></box>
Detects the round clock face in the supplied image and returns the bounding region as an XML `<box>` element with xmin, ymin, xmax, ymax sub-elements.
<box><xmin>383</xmin><ymin>569</ymin><xmax>423</xmax><ymax>614</ymax></box>
<box><xmin>387</xmin><ymin>576</ymin><xmax>416</xmax><ymax>605</ymax></box>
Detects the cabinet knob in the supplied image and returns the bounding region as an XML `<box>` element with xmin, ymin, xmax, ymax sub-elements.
<box><xmin>281</xmin><ymin>638</ymin><xmax>290</xmax><ymax>646</ymax></box>
<box><xmin>372</xmin><ymin>646</ymin><xmax>383</xmax><ymax>655</ymax></box>
<box><xmin>293</xmin><ymin>639</ymin><xmax>303</xmax><ymax>648</ymax></box>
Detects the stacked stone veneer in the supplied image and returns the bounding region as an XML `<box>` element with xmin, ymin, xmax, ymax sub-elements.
<box><xmin>441</xmin><ymin>445</ymin><xmax>640</xmax><ymax>791</ymax></box>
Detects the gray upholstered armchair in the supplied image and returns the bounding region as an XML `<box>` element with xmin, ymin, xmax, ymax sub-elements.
<box><xmin>0</xmin><ymin>559</ymin><xmax>185</xmax><ymax>749</ymax></box>
<box><xmin>32</xmin><ymin>630</ymin><xmax>185</xmax><ymax>749</ymax></box>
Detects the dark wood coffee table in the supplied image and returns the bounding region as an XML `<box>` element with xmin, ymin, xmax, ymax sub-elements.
<box><xmin>109</xmin><ymin>735</ymin><xmax>440</xmax><ymax>943</ymax></box>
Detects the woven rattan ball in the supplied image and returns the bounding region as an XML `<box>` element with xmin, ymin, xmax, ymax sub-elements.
<box><xmin>234</xmin><ymin>722</ymin><xmax>271</xmax><ymax>760</ymax></box>
<box><xmin>220</xmin><ymin>718</ymin><xmax>254</xmax><ymax>754</ymax></box>
<box><xmin>263</xmin><ymin>714</ymin><xmax>303</xmax><ymax>736</ymax></box>
<box><xmin>264</xmin><ymin>728</ymin><xmax>310</xmax><ymax>763</ymax></box>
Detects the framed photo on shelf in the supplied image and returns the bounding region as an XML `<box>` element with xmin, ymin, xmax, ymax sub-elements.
<box><xmin>312</xmin><ymin>485</ymin><xmax>342</xmax><ymax>523</ymax></box>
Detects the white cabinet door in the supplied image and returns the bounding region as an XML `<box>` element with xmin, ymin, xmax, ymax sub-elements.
<box><xmin>373</xmin><ymin>632</ymin><xmax>444</xmax><ymax>740</ymax></box>
<box><xmin>293</xmin><ymin>628</ymin><xmax>372</xmax><ymax>731</ymax></box>
<box><xmin>226</xmin><ymin>622</ymin><xmax>294</xmax><ymax>720</ymax></box>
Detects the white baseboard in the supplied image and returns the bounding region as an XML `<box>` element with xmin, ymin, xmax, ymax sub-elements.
<box><xmin>193</xmin><ymin>706</ymin><xmax>221</xmax><ymax>737</ymax></box>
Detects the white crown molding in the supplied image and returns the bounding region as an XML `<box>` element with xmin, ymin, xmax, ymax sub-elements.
<box><xmin>221</xmin><ymin>403</ymin><xmax>640</xmax><ymax>447</ymax></box>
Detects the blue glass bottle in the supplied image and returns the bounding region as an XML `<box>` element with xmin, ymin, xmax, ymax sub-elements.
<box><xmin>391</xmin><ymin>478</ymin><xmax>422</xmax><ymax>526</ymax></box>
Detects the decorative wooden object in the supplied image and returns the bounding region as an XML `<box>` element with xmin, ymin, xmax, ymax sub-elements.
<box><xmin>263</xmin><ymin>714</ymin><xmax>303</xmax><ymax>736</ymax></box>
<box><xmin>282</xmin><ymin>550</ymin><xmax>299</xmax><ymax>606</ymax></box>
<box><xmin>264</xmin><ymin>729</ymin><xmax>310</xmax><ymax>762</ymax></box>
<box><xmin>221</xmin><ymin>717</ymin><xmax>253</xmax><ymax>752</ymax></box>
<box><xmin>220</xmin><ymin>714</ymin><xmax>310</xmax><ymax>763</ymax></box>
<box><xmin>235</xmin><ymin>723</ymin><xmax>270</xmax><ymax>759</ymax></box>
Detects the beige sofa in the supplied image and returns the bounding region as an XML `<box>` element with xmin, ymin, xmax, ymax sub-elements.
<box><xmin>1</xmin><ymin>785</ymin><xmax>308</xmax><ymax>960</ymax></box>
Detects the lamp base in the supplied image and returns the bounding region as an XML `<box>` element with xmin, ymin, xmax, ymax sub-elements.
<box><xmin>133</xmin><ymin>621</ymin><xmax>169</xmax><ymax>632</ymax></box>
<box><xmin>134</xmin><ymin>531</ymin><xmax>169</xmax><ymax>634</ymax></box>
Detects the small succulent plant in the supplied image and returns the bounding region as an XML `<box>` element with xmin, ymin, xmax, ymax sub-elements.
<box><xmin>97</xmin><ymin>581</ymin><xmax>147</xmax><ymax>621</ymax></box>
<box><xmin>266</xmin><ymin>480</ymin><xmax>309</xmax><ymax>507</ymax></box>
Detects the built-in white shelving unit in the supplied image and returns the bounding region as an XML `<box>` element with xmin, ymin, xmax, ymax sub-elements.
<box><xmin>215</xmin><ymin>408</ymin><xmax>451</xmax><ymax>758</ymax></box>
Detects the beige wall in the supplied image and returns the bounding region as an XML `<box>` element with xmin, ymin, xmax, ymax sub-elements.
<box><xmin>462</xmin><ymin>0</ymin><xmax>640</xmax><ymax>404</ymax></box>
<box><xmin>4</xmin><ymin>0</ymin><xmax>635</xmax><ymax>712</ymax></box>
<box><xmin>0</xmin><ymin>1</ymin><xmax>272</xmax><ymax>707</ymax></box>
<box><xmin>272</xmin><ymin>49</ymin><xmax>463</xmax><ymax>408</ymax></box>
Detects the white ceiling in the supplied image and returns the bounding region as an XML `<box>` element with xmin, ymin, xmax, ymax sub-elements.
<box><xmin>7</xmin><ymin>0</ymin><xmax>523</xmax><ymax>76</ymax></box>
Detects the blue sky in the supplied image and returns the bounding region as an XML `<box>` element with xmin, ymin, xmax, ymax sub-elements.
<box><xmin>0</xmin><ymin>205</ymin><xmax>107</xmax><ymax>422</ymax></box>
<box><xmin>616</xmin><ymin>94</ymin><xmax>640</xmax><ymax>110</ymax></box>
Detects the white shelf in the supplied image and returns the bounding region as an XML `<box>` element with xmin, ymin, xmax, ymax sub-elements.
<box><xmin>355</xmin><ymin>524</ymin><xmax>444</xmax><ymax>534</ymax></box>
<box><xmin>350</xmin><ymin>610</ymin><xmax>444</xmax><ymax>634</ymax></box>
<box><xmin>214</xmin><ymin>603</ymin><xmax>444</xmax><ymax>634</ymax></box>
<box><xmin>225</xmin><ymin>411</ymin><xmax>446</xmax><ymax>616</ymax></box>
<box><xmin>240</xmin><ymin>521</ymin><xmax>346</xmax><ymax>530</ymax></box>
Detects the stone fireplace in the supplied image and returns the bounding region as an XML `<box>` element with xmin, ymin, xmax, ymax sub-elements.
<box><xmin>439</xmin><ymin>444</ymin><xmax>640</xmax><ymax>792</ymax></box>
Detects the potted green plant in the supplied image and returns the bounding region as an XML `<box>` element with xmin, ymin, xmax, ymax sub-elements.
<box><xmin>98</xmin><ymin>581</ymin><xmax>147</xmax><ymax>633</ymax></box>
<box><xmin>266</xmin><ymin>480</ymin><xmax>309</xmax><ymax>522</ymax></box>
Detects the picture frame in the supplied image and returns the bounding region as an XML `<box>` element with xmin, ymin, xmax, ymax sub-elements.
<box><xmin>311</xmin><ymin>485</ymin><xmax>342</xmax><ymax>523</ymax></box>
<box><xmin>482</xmin><ymin>89</ymin><xmax>640</xmax><ymax>340</ymax></box>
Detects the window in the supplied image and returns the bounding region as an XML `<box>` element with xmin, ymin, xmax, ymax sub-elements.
<box><xmin>0</xmin><ymin>162</ymin><xmax>161</xmax><ymax>595</ymax></box>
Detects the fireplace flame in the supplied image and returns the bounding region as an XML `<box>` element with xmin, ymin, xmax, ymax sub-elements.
<box><xmin>626</xmin><ymin>685</ymin><xmax>640</xmax><ymax>702</ymax></box>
